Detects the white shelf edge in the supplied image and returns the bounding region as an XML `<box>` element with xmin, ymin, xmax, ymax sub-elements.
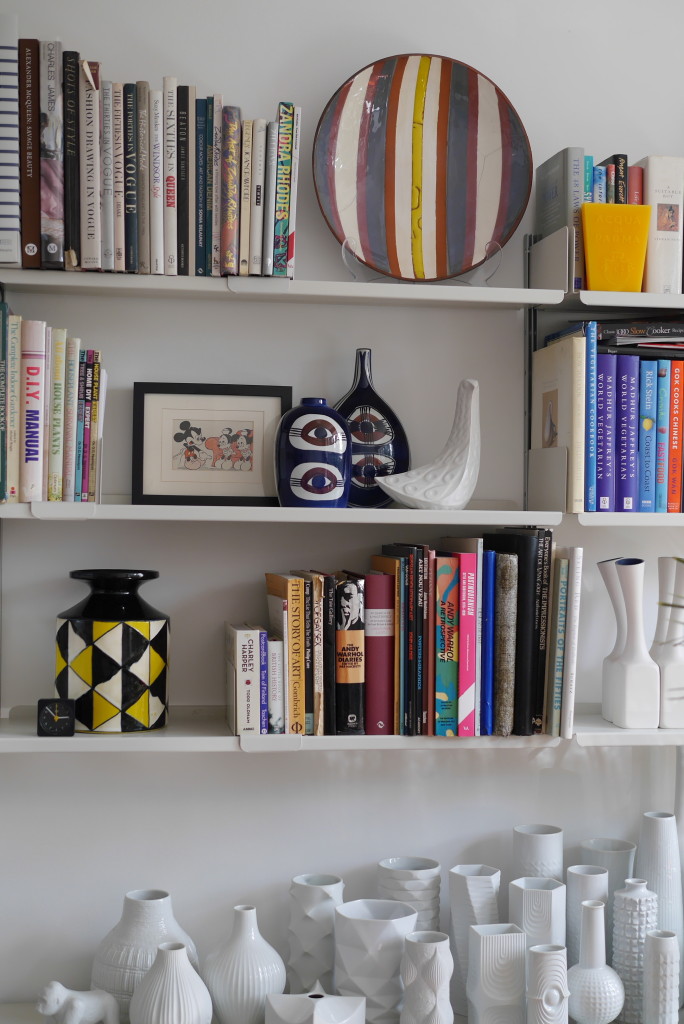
<box><xmin>576</xmin><ymin>512</ymin><xmax>684</xmax><ymax>526</ymax></box>
<box><xmin>556</xmin><ymin>289</ymin><xmax>684</xmax><ymax>311</ymax></box>
<box><xmin>574</xmin><ymin>706</ymin><xmax>684</xmax><ymax>747</ymax></box>
<box><xmin>0</xmin><ymin>268</ymin><xmax>231</xmax><ymax>300</ymax></box>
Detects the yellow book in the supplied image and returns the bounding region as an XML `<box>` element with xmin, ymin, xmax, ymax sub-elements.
<box><xmin>264</xmin><ymin>572</ymin><xmax>305</xmax><ymax>735</ymax></box>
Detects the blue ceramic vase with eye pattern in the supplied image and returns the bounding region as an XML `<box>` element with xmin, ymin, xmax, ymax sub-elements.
<box><xmin>275</xmin><ymin>398</ymin><xmax>352</xmax><ymax>507</ymax></box>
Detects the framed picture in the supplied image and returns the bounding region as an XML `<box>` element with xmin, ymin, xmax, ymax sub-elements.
<box><xmin>132</xmin><ymin>383</ymin><xmax>292</xmax><ymax>505</ymax></box>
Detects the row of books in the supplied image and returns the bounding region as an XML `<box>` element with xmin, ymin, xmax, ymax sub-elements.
<box><xmin>530</xmin><ymin>317</ymin><xmax>684</xmax><ymax>513</ymax></box>
<box><xmin>0</xmin><ymin>303</ymin><xmax>106</xmax><ymax>502</ymax></box>
<box><xmin>226</xmin><ymin>535</ymin><xmax>584</xmax><ymax>740</ymax></box>
<box><xmin>8</xmin><ymin>28</ymin><xmax>300</xmax><ymax>277</ymax></box>
<box><xmin>535</xmin><ymin>147</ymin><xmax>684</xmax><ymax>294</ymax></box>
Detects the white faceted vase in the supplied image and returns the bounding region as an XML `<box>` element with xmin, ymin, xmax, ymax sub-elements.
<box><xmin>612</xmin><ymin>879</ymin><xmax>658</xmax><ymax>1024</ymax></box>
<box><xmin>567</xmin><ymin>901</ymin><xmax>624</xmax><ymax>1024</ymax></box>
<box><xmin>512</xmin><ymin>824</ymin><xmax>564</xmax><ymax>881</ymax></box>
<box><xmin>287</xmin><ymin>873</ymin><xmax>344</xmax><ymax>994</ymax></box>
<box><xmin>655</xmin><ymin>557</ymin><xmax>684</xmax><ymax>729</ymax></box>
<box><xmin>527</xmin><ymin>943</ymin><xmax>569</xmax><ymax>1024</ymax></box>
<box><xmin>566</xmin><ymin>866</ymin><xmax>609</xmax><ymax>969</ymax></box>
<box><xmin>400</xmin><ymin>930</ymin><xmax>453</xmax><ymax>1024</ymax></box>
<box><xmin>448</xmin><ymin>864</ymin><xmax>500</xmax><ymax>1017</ymax></box>
<box><xmin>466</xmin><ymin>923</ymin><xmax>526</xmax><ymax>1024</ymax></box>
<box><xmin>509</xmin><ymin>877</ymin><xmax>566</xmax><ymax>951</ymax></box>
<box><xmin>643</xmin><ymin>929</ymin><xmax>680</xmax><ymax>1024</ymax></box>
<box><xmin>91</xmin><ymin>888</ymin><xmax>199</xmax><ymax>1024</ymax></box>
<box><xmin>598</xmin><ymin>557</ymin><xmax>627</xmax><ymax>724</ymax></box>
<box><xmin>579</xmin><ymin>839</ymin><xmax>636</xmax><ymax>966</ymax></box>
<box><xmin>266</xmin><ymin>981</ymin><xmax>365</xmax><ymax>1024</ymax></box>
<box><xmin>129</xmin><ymin>942</ymin><xmax>212</xmax><ymax>1024</ymax></box>
<box><xmin>203</xmin><ymin>904</ymin><xmax>286</xmax><ymax>1024</ymax></box>
<box><xmin>611</xmin><ymin>558</ymin><xmax>660</xmax><ymax>729</ymax></box>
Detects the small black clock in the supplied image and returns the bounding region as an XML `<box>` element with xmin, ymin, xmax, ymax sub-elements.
<box><xmin>37</xmin><ymin>698</ymin><xmax>76</xmax><ymax>737</ymax></box>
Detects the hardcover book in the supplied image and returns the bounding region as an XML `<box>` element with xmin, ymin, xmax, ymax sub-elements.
<box><xmin>655</xmin><ymin>359</ymin><xmax>671</xmax><ymax>512</ymax></box>
<box><xmin>261</xmin><ymin>120</ymin><xmax>278</xmax><ymax>276</ymax></box>
<box><xmin>636</xmin><ymin>154</ymin><xmax>684</xmax><ymax>294</ymax></box>
<box><xmin>6</xmin><ymin>313</ymin><xmax>21</xmax><ymax>502</ymax></box>
<box><xmin>480</xmin><ymin>548</ymin><xmax>496</xmax><ymax>735</ymax></box>
<box><xmin>148</xmin><ymin>89</ymin><xmax>163</xmax><ymax>274</ymax></box>
<box><xmin>668</xmin><ymin>360</ymin><xmax>684</xmax><ymax>512</ymax></box>
<box><xmin>225</xmin><ymin>623</ymin><xmax>265</xmax><ymax>735</ymax></box>
<box><xmin>242</xmin><ymin>624</ymin><xmax>269</xmax><ymax>734</ymax></box>
<box><xmin>47</xmin><ymin>327</ymin><xmax>66</xmax><ymax>502</ymax></box>
<box><xmin>18</xmin><ymin>38</ymin><xmax>41</xmax><ymax>268</ymax></box>
<box><xmin>440</xmin><ymin>538</ymin><xmax>483</xmax><ymax>736</ymax></box>
<box><xmin>73</xmin><ymin>348</ymin><xmax>86</xmax><ymax>501</ymax></box>
<box><xmin>176</xmin><ymin>84</ymin><xmax>190</xmax><ymax>275</ymax></box>
<box><xmin>210</xmin><ymin>91</ymin><xmax>222</xmax><ymax>275</ymax></box>
<box><xmin>638</xmin><ymin>360</ymin><xmax>658</xmax><ymax>512</ymax></box>
<box><xmin>535</xmin><ymin>146</ymin><xmax>585</xmax><ymax>290</ymax></box>
<box><xmin>264</xmin><ymin>572</ymin><xmax>305</xmax><ymax>735</ymax></box>
<box><xmin>0</xmin><ymin>304</ymin><xmax>8</xmax><ymax>499</ymax></box>
<box><xmin>286</xmin><ymin>106</ymin><xmax>301</xmax><ymax>279</ymax></box>
<box><xmin>334</xmin><ymin>572</ymin><xmax>365</xmax><ymax>735</ymax></box>
<box><xmin>616</xmin><ymin>353</ymin><xmax>639</xmax><ymax>512</ymax></box>
<box><xmin>596</xmin><ymin>352</ymin><xmax>617</xmax><ymax>511</ymax></box>
<box><xmin>39</xmin><ymin>40</ymin><xmax>64</xmax><ymax>268</ymax></box>
<box><xmin>220</xmin><ymin>105</ymin><xmax>241</xmax><ymax>275</ymax></box>
<box><xmin>249</xmin><ymin>118</ymin><xmax>267</xmax><ymax>275</ymax></box>
<box><xmin>382</xmin><ymin>543</ymin><xmax>422</xmax><ymax>735</ymax></box>
<box><xmin>266</xmin><ymin>634</ymin><xmax>285</xmax><ymax>734</ymax></box>
<box><xmin>100</xmin><ymin>80</ymin><xmax>114</xmax><ymax>271</ymax></box>
<box><xmin>273</xmin><ymin>101</ymin><xmax>294</xmax><ymax>277</ymax></box>
<box><xmin>371</xmin><ymin>553</ymin><xmax>407</xmax><ymax>736</ymax></box>
<box><xmin>362</xmin><ymin>572</ymin><xmax>395</xmax><ymax>736</ymax></box>
<box><xmin>162</xmin><ymin>76</ymin><xmax>177</xmax><ymax>275</ymax></box>
<box><xmin>545</xmin><ymin>555</ymin><xmax>569</xmax><ymax>737</ymax></box>
<box><xmin>61</xmin><ymin>334</ymin><xmax>80</xmax><ymax>501</ymax></box>
<box><xmin>434</xmin><ymin>554</ymin><xmax>458</xmax><ymax>736</ymax></box>
<box><xmin>599</xmin><ymin>153</ymin><xmax>628</xmax><ymax>204</ymax></box>
<box><xmin>62</xmin><ymin>49</ymin><xmax>80</xmax><ymax>269</ymax></box>
<box><xmin>584</xmin><ymin>322</ymin><xmax>598</xmax><ymax>512</ymax></box>
<box><xmin>78</xmin><ymin>60</ymin><xmax>101</xmax><ymax>270</ymax></box>
<box><xmin>0</xmin><ymin>16</ymin><xmax>19</xmax><ymax>266</ymax></box>
<box><xmin>19</xmin><ymin>320</ymin><xmax>47</xmax><ymax>502</ymax></box>
<box><xmin>112</xmin><ymin>82</ymin><xmax>125</xmax><ymax>272</ymax></box>
<box><xmin>493</xmin><ymin>551</ymin><xmax>517</xmax><ymax>737</ymax></box>
<box><xmin>290</xmin><ymin>569</ymin><xmax>325</xmax><ymax>736</ymax></box>
<box><xmin>238</xmin><ymin>118</ymin><xmax>252</xmax><ymax>276</ymax></box>
<box><xmin>264</xmin><ymin>586</ymin><xmax>289</xmax><ymax>732</ymax></box>
<box><xmin>136</xmin><ymin>81</ymin><xmax>150</xmax><ymax>274</ymax></box>
<box><xmin>123</xmin><ymin>83</ymin><xmax>138</xmax><ymax>272</ymax></box>
<box><xmin>195</xmin><ymin>97</ymin><xmax>208</xmax><ymax>276</ymax></box>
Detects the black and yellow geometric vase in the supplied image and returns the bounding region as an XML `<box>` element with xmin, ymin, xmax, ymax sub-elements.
<box><xmin>55</xmin><ymin>570</ymin><xmax>169</xmax><ymax>732</ymax></box>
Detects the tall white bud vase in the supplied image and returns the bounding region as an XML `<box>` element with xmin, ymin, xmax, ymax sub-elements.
<box><xmin>566</xmin><ymin>866</ymin><xmax>609</xmax><ymax>968</ymax></box>
<box><xmin>655</xmin><ymin>557</ymin><xmax>684</xmax><ymax>728</ymax></box>
<box><xmin>287</xmin><ymin>873</ymin><xmax>344</xmax><ymax>994</ymax></box>
<box><xmin>448</xmin><ymin>864</ymin><xmax>500</xmax><ymax>1017</ymax></box>
<box><xmin>129</xmin><ymin>943</ymin><xmax>212</xmax><ymax>1024</ymax></box>
<box><xmin>567</xmin><ymin>901</ymin><xmax>624</xmax><ymax>1024</ymax></box>
<box><xmin>611</xmin><ymin>559</ymin><xmax>660</xmax><ymax>729</ymax></box>
<box><xmin>643</xmin><ymin>930</ymin><xmax>680</xmax><ymax>1024</ymax></box>
<box><xmin>466</xmin><ymin>923</ymin><xmax>526</xmax><ymax>1024</ymax></box>
<box><xmin>399</xmin><ymin>931</ymin><xmax>453</xmax><ymax>1024</ymax></box>
<box><xmin>598</xmin><ymin>557</ymin><xmax>627</xmax><ymax>724</ymax></box>
<box><xmin>203</xmin><ymin>904</ymin><xmax>286</xmax><ymax>1024</ymax></box>
<box><xmin>634</xmin><ymin>811</ymin><xmax>684</xmax><ymax>1006</ymax></box>
<box><xmin>579</xmin><ymin>839</ymin><xmax>636</xmax><ymax>965</ymax></box>
<box><xmin>526</xmin><ymin>944</ymin><xmax>569</xmax><ymax>1024</ymax></box>
<box><xmin>612</xmin><ymin>879</ymin><xmax>658</xmax><ymax>1023</ymax></box>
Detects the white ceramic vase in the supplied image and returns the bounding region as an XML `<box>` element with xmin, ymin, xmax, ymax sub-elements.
<box><xmin>378</xmin><ymin>858</ymin><xmax>441</xmax><ymax>933</ymax></box>
<box><xmin>91</xmin><ymin>888</ymin><xmax>199</xmax><ymax>1024</ymax></box>
<box><xmin>399</xmin><ymin>930</ymin><xmax>453</xmax><ymax>1024</ymax></box>
<box><xmin>598</xmin><ymin>557</ymin><xmax>627</xmax><ymax>724</ymax></box>
<box><xmin>634</xmin><ymin>811</ymin><xmax>684</xmax><ymax>1006</ymax></box>
<box><xmin>266</xmin><ymin>981</ymin><xmax>366</xmax><ymax>1024</ymax></box>
<box><xmin>202</xmin><ymin>904</ymin><xmax>286</xmax><ymax>1024</ymax></box>
<box><xmin>513</xmin><ymin>824</ymin><xmax>564</xmax><ymax>881</ymax></box>
<box><xmin>579</xmin><ymin>838</ymin><xmax>637</xmax><ymax>965</ymax></box>
<box><xmin>567</xmin><ymin>901</ymin><xmax>624</xmax><ymax>1024</ymax></box>
<box><xmin>566</xmin><ymin>866</ymin><xmax>609</xmax><ymax>969</ymax></box>
<box><xmin>509</xmin><ymin>877</ymin><xmax>566</xmax><ymax>950</ymax></box>
<box><xmin>643</xmin><ymin>929</ymin><xmax>680</xmax><ymax>1024</ymax></box>
<box><xmin>526</xmin><ymin>943</ymin><xmax>569</xmax><ymax>1024</ymax></box>
<box><xmin>655</xmin><ymin>557</ymin><xmax>684</xmax><ymax>729</ymax></box>
<box><xmin>447</xmin><ymin>864</ymin><xmax>500</xmax><ymax>1017</ymax></box>
<box><xmin>129</xmin><ymin>942</ymin><xmax>212</xmax><ymax>1024</ymax></box>
<box><xmin>611</xmin><ymin>558</ymin><xmax>660</xmax><ymax>729</ymax></box>
<box><xmin>649</xmin><ymin>556</ymin><xmax>676</xmax><ymax>665</ymax></box>
<box><xmin>287</xmin><ymin>873</ymin><xmax>344</xmax><ymax>994</ymax></box>
<box><xmin>466</xmin><ymin>923</ymin><xmax>526</xmax><ymax>1024</ymax></box>
<box><xmin>334</xmin><ymin>899</ymin><xmax>417</xmax><ymax>1024</ymax></box>
<box><xmin>612</xmin><ymin>879</ymin><xmax>658</xmax><ymax>1023</ymax></box>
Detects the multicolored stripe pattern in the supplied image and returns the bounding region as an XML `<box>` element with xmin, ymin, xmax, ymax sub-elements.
<box><xmin>313</xmin><ymin>54</ymin><xmax>532</xmax><ymax>282</ymax></box>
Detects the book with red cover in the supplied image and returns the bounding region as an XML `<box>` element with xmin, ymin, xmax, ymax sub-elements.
<box><xmin>18</xmin><ymin>39</ymin><xmax>41</xmax><ymax>268</ymax></box>
<box><xmin>668</xmin><ymin>360</ymin><xmax>683</xmax><ymax>512</ymax></box>
<box><xmin>363</xmin><ymin>572</ymin><xmax>395</xmax><ymax>735</ymax></box>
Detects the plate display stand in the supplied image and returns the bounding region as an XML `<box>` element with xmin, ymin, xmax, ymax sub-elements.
<box><xmin>338</xmin><ymin>237</ymin><xmax>503</xmax><ymax>288</ymax></box>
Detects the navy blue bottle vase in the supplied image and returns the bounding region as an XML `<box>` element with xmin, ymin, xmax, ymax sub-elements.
<box><xmin>334</xmin><ymin>348</ymin><xmax>410</xmax><ymax>509</ymax></box>
<box><xmin>275</xmin><ymin>397</ymin><xmax>352</xmax><ymax>507</ymax></box>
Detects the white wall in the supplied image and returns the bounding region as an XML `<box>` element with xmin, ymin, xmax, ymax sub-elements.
<box><xmin>1</xmin><ymin>0</ymin><xmax>683</xmax><ymax>1003</ymax></box>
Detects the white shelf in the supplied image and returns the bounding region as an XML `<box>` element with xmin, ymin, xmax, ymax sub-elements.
<box><xmin>577</xmin><ymin>512</ymin><xmax>684</xmax><ymax>526</ymax></box>
<box><xmin>574</xmin><ymin>707</ymin><xmax>684</xmax><ymax>747</ymax></box>
<box><xmin>562</xmin><ymin>289</ymin><xmax>684</xmax><ymax>311</ymax></box>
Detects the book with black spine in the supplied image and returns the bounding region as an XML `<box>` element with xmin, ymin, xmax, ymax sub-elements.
<box><xmin>381</xmin><ymin>542</ymin><xmax>421</xmax><ymax>734</ymax></box>
<box><xmin>39</xmin><ymin>40</ymin><xmax>64</xmax><ymax>268</ymax></box>
<box><xmin>123</xmin><ymin>83</ymin><xmax>138</xmax><ymax>272</ymax></box>
<box><xmin>334</xmin><ymin>572</ymin><xmax>365</xmax><ymax>735</ymax></box>
<box><xmin>78</xmin><ymin>60</ymin><xmax>100</xmax><ymax>270</ymax></box>
<box><xmin>136</xmin><ymin>81</ymin><xmax>150</xmax><ymax>274</ymax></box>
<box><xmin>62</xmin><ymin>49</ymin><xmax>80</xmax><ymax>269</ymax></box>
<box><xmin>176</xmin><ymin>84</ymin><xmax>190</xmax><ymax>275</ymax></box>
<box><xmin>309</xmin><ymin>569</ymin><xmax>336</xmax><ymax>735</ymax></box>
<box><xmin>100</xmin><ymin>80</ymin><xmax>114</xmax><ymax>271</ymax></box>
<box><xmin>112</xmin><ymin>82</ymin><xmax>125</xmax><ymax>271</ymax></box>
<box><xmin>18</xmin><ymin>38</ymin><xmax>41</xmax><ymax>268</ymax></box>
<box><xmin>210</xmin><ymin>91</ymin><xmax>222</xmax><ymax>275</ymax></box>
<box><xmin>195</xmin><ymin>97</ymin><xmax>207</xmax><ymax>275</ymax></box>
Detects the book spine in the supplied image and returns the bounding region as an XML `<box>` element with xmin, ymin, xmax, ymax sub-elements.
<box><xmin>87</xmin><ymin>356</ymin><xmax>101</xmax><ymax>502</ymax></box>
<box><xmin>148</xmin><ymin>89</ymin><xmax>163</xmax><ymax>274</ymax></box>
<box><xmin>80</xmin><ymin>350</ymin><xmax>94</xmax><ymax>501</ymax></box>
<box><xmin>136</xmin><ymin>81</ymin><xmax>150</xmax><ymax>274</ymax></box>
<box><xmin>18</xmin><ymin>39</ymin><xmax>41</xmax><ymax>267</ymax></box>
<box><xmin>614</xmin><ymin>154</ymin><xmax>628</xmax><ymax>205</ymax></box>
<box><xmin>638</xmin><ymin>360</ymin><xmax>658</xmax><ymax>512</ymax></box>
<box><xmin>533</xmin><ymin>530</ymin><xmax>552</xmax><ymax>733</ymax></box>
<box><xmin>605</xmin><ymin>163</ymin><xmax>615</xmax><ymax>203</ymax></box>
<box><xmin>195</xmin><ymin>97</ymin><xmax>207</xmax><ymax>276</ymax></box>
<box><xmin>583</xmin><ymin>155</ymin><xmax>594</xmax><ymax>203</ymax></box>
<box><xmin>592</xmin><ymin>165</ymin><xmax>606</xmax><ymax>203</ymax></box>
<box><xmin>310</xmin><ymin>577</ymin><xmax>325</xmax><ymax>737</ymax></box>
<box><xmin>123</xmin><ymin>83</ymin><xmax>138</xmax><ymax>272</ymax></box>
<box><xmin>249</xmin><ymin>118</ymin><xmax>267</xmax><ymax>275</ymax></box>
<box><xmin>0</xmin><ymin>19</ymin><xmax>18</xmax><ymax>263</ymax></box>
<box><xmin>628</xmin><ymin>164</ymin><xmax>643</xmax><ymax>205</ymax></box>
<box><xmin>335</xmin><ymin>576</ymin><xmax>365</xmax><ymax>734</ymax></box>
<box><xmin>257</xmin><ymin>628</ymin><xmax>268</xmax><ymax>734</ymax></box>
<box><xmin>238</xmin><ymin>118</ymin><xmax>252</xmax><ymax>276</ymax></box>
<box><xmin>62</xmin><ymin>50</ymin><xmax>80</xmax><ymax>269</ymax></box>
<box><xmin>584</xmin><ymin>321</ymin><xmax>598</xmax><ymax>512</ymax></box>
<box><xmin>176</xmin><ymin>84</ymin><xmax>189</xmax><ymax>275</ymax></box>
<box><xmin>286</xmin><ymin>106</ymin><xmax>301</xmax><ymax>279</ymax></box>
<box><xmin>61</xmin><ymin>335</ymin><xmax>79</xmax><ymax>500</ymax></box>
<box><xmin>655</xmin><ymin>359</ymin><xmax>671</xmax><ymax>513</ymax></box>
<box><xmin>616</xmin><ymin>353</ymin><xmax>639</xmax><ymax>512</ymax></box>
<box><xmin>364</xmin><ymin>574</ymin><xmax>395</xmax><ymax>736</ymax></box>
<box><xmin>596</xmin><ymin>352</ymin><xmax>616</xmax><ymax>511</ymax></box>
<box><xmin>273</xmin><ymin>101</ymin><xmax>294</xmax><ymax>277</ymax></box>
<box><xmin>479</xmin><ymin>549</ymin><xmax>496</xmax><ymax>736</ymax></box>
<box><xmin>434</xmin><ymin>556</ymin><xmax>458</xmax><ymax>736</ymax></box>
<box><xmin>560</xmin><ymin>547</ymin><xmax>583</xmax><ymax>740</ymax></box>
<box><xmin>267</xmin><ymin>635</ymin><xmax>285</xmax><ymax>734</ymax></box>
<box><xmin>40</xmin><ymin>327</ymin><xmax>51</xmax><ymax>500</ymax></box>
<box><xmin>112</xmin><ymin>82</ymin><xmax>125</xmax><ymax>271</ymax></box>
<box><xmin>0</xmin><ymin>305</ymin><xmax>7</xmax><ymax>498</ymax></box>
<box><xmin>162</xmin><ymin>76</ymin><xmax>177</xmax><ymax>275</ymax></box>
<box><xmin>210</xmin><ymin>92</ymin><xmax>222</xmax><ymax>275</ymax></box>
<box><xmin>47</xmin><ymin>327</ymin><xmax>66</xmax><ymax>501</ymax></box>
<box><xmin>548</xmin><ymin>557</ymin><xmax>569</xmax><ymax>737</ymax></box>
<box><xmin>39</xmin><ymin>40</ymin><xmax>64</xmax><ymax>268</ymax></box>
<box><xmin>456</xmin><ymin>552</ymin><xmax>477</xmax><ymax>736</ymax></box>
<box><xmin>668</xmin><ymin>360</ymin><xmax>684</xmax><ymax>512</ymax></box>
<box><xmin>300</xmin><ymin>576</ymin><xmax>314</xmax><ymax>736</ymax></box>
<box><xmin>641</xmin><ymin>156</ymin><xmax>684</xmax><ymax>294</ymax></box>
<box><xmin>287</xmin><ymin>577</ymin><xmax>306</xmax><ymax>735</ymax></box>
<box><xmin>226</xmin><ymin>626</ymin><xmax>261</xmax><ymax>734</ymax></box>
<box><xmin>79</xmin><ymin>61</ymin><xmax>101</xmax><ymax>270</ymax></box>
<box><xmin>73</xmin><ymin>348</ymin><xmax>86</xmax><ymax>501</ymax></box>
<box><xmin>100</xmin><ymin>80</ymin><xmax>114</xmax><ymax>270</ymax></box>
<box><xmin>6</xmin><ymin>314</ymin><xmax>21</xmax><ymax>501</ymax></box>
<box><xmin>261</xmin><ymin>120</ymin><xmax>278</xmax><ymax>276</ymax></box>
<box><xmin>321</xmin><ymin>574</ymin><xmax>336</xmax><ymax>736</ymax></box>
<box><xmin>204</xmin><ymin>96</ymin><xmax>213</xmax><ymax>276</ymax></box>
<box><xmin>220</xmin><ymin>105</ymin><xmax>241</xmax><ymax>275</ymax></box>
<box><xmin>19</xmin><ymin>320</ymin><xmax>46</xmax><ymax>502</ymax></box>
<box><xmin>425</xmin><ymin>548</ymin><xmax>436</xmax><ymax>737</ymax></box>
<box><xmin>186</xmin><ymin>87</ymin><xmax>195</xmax><ymax>277</ymax></box>
<box><xmin>493</xmin><ymin>552</ymin><xmax>517</xmax><ymax>737</ymax></box>
<box><xmin>415</xmin><ymin>548</ymin><xmax>425</xmax><ymax>736</ymax></box>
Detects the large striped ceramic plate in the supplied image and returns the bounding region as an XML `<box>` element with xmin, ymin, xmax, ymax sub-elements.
<box><xmin>313</xmin><ymin>54</ymin><xmax>532</xmax><ymax>282</ymax></box>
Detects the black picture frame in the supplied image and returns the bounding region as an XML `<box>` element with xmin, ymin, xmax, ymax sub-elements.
<box><xmin>132</xmin><ymin>382</ymin><xmax>292</xmax><ymax>505</ymax></box>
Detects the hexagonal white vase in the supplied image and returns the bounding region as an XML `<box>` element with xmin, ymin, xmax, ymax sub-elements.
<box><xmin>611</xmin><ymin>558</ymin><xmax>660</xmax><ymax>729</ymax></box>
<box><xmin>447</xmin><ymin>864</ymin><xmax>500</xmax><ymax>1017</ymax></box>
<box><xmin>509</xmin><ymin>877</ymin><xmax>566</xmax><ymax>951</ymax></box>
<box><xmin>466</xmin><ymin>923</ymin><xmax>526</xmax><ymax>1024</ymax></box>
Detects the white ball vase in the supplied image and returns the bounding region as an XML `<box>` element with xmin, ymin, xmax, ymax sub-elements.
<box><xmin>567</xmin><ymin>901</ymin><xmax>624</xmax><ymax>1024</ymax></box>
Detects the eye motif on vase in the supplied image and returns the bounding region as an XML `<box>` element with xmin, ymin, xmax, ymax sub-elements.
<box><xmin>275</xmin><ymin>398</ymin><xmax>352</xmax><ymax>508</ymax></box>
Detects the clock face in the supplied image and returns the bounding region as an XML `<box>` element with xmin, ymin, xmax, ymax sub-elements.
<box><xmin>37</xmin><ymin>698</ymin><xmax>75</xmax><ymax>737</ymax></box>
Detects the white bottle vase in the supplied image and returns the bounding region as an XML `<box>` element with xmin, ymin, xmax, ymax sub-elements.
<box><xmin>526</xmin><ymin>943</ymin><xmax>569</xmax><ymax>1024</ymax></box>
<box><xmin>509</xmin><ymin>877</ymin><xmax>566</xmax><ymax>950</ymax></box>
<box><xmin>656</xmin><ymin>557</ymin><xmax>684</xmax><ymax>728</ymax></box>
<box><xmin>287</xmin><ymin>873</ymin><xmax>344</xmax><ymax>994</ymax></box>
<box><xmin>512</xmin><ymin>824</ymin><xmax>564</xmax><ymax>881</ymax></box>
<box><xmin>612</xmin><ymin>879</ymin><xmax>658</xmax><ymax>1023</ymax></box>
<box><xmin>598</xmin><ymin>557</ymin><xmax>627</xmax><ymax>724</ymax></box>
<box><xmin>611</xmin><ymin>558</ymin><xmax>660</xmax><ymax>729</ymax></box>
<box><xmin>643</xmin><ymin>929</ymin><xmax>680</xmax><ymax>1024</ymax></box>
<box><xmin>566</xmin><ymin>866</ymin><xmax>609</xmax><ymax>968</ymax></box>
<box><xmin>129</xmin><ymin>942</ymin><xmax>212</xmax><ymax>1024</ymax></box>
<box><xmin>579</xmin><ymin>839</ymin><xmax>636</xmax><ymax>966</ymax></box>
<box><xmin>634</xmin><ymin>811</ymin><xmax>684</xmax><ymax>1006</ymax></box>
<box><xmin>399</xmin><ymin>930</ymin><xmax>453</xmax><ymax>1024</ymax></box>
<box><xmin>202</xmin><ymin>904</ymin><xmax>286</xmax><ymax>1024</ymax></box>
<box><xmin>466</xmin><ymin>923</ymin><xmax>526</xmax><ymax>1024</ymax></box>
<box><xmin>567</xmin><ymin>901</ymin><xmax>624</xmax><ymax>1024</ymax></box>
<box><xmin>447</xmin><ymin>864</ymin><xmax>500</xmax><ymax>1017</ymax></box>
<box><xmin>91</xmin><ymin>888</ymin><xmax>199</xmax><ymax>1024</ymax></box>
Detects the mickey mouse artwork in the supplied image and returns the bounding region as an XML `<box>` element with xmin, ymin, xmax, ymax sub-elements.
<box><xmin>172</xmin><ymin>420</ymin><xmax>254</xmax><ymax>472</ymax></box>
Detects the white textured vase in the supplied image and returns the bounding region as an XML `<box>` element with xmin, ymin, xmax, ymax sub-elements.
<box><xmin>447</xmin><ymin>864</ymin><xmax>500</xmax><ymax>1017</ymax></box>
<box><xmin>598</xmin><ymin>557</ymin><xmax>627</xmax><ymax>724</ymax></box>
<box><xmin>611</xmin><ymin>558</ymin><xmax>660</xmax><ymax>729</ymax></box>
<box><xmin>399</xmin><ymin>930</ymin><xmax>453</xmax><ymax>1024</ymax></box>
<box><xmin>202</xmin><ymin>904</ymin><xmax>286</xmax><ymax>1024</ymax></box>
<box><xmin>566</xmin><ymin>866</ymin><xmax>609</xmax><ymax>969</ymax></box>
<box><xmin>129</xmin><ymin>942</ymin><xmax>212</xmax><ymax>1024</ymax></box>
<box><xmin>634</xmin><ymin>811</ymin><xmax>684</xmax><ymax>1006</ymax></box>
<box><xmin>527</xmin><ymin>943</ymin><xmax>569</xmax><ymax>1024</ymax></box>
<box><xmin>655</xmin><ymin>557</ymin><xmax>684</xmax><ymax>729</ymax></box>
<box><xmin>509</xmin><ymin>877</ymin><xmax>566</xmax><ymax>950</ymax></box>
<box><xmin>579</xmin><ymin>839</ymin><xmax>637</xmax><ymax>965</ymax></box>
<box><xmin>466</xmin><ymin>923</ymin><xmax>526</xmax><ymax>1024</ymax></box>
<box><xmin>612</xmin><ymin>879</ymin><xmax>658</xmax><ymax>1023</ymax></box>
<box><xmin>266</xmin><ymin>981</ymin><xmax>366</xmax><ymax>1024</ymax></box>
<box><xmin>334</xmin><ymin>899</ymin><xmax>417</xmax><ymax>1024</ymax></box>
<box><xmin>567</xmin><ymin>901</ymin><xmax>624</xmax><ymax>1024</ymax></box>
<box><xmin>643</xmin><ymin>930</ymin><xmax>680</xmax><ymax>1024</ymax></box>
<box><xmin>287</xmin><ymin>873</ymin><xmax>344</xmax><ymax>994</ymax></box>
<box><xmin>513</xmin><ymin>824</ymin><xmax>564</xmax><ymax>881</ymax></box>
<box><xmin>91</xmin><ymin>888</ymin><xmax>199</xmax><ymax>1023</ymax></box>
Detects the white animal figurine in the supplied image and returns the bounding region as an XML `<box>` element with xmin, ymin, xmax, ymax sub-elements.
<box><xmin>36</xmin><ymin>981</ymin><xmax>120</xmax><ymax>1024</ymax></box>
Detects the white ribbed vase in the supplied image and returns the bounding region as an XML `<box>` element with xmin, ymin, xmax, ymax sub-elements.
<box><xmin>399</xmin><ymin>930</ymin><xmax>453</xmax><ymax>1024</ymax></box>
<box><xmin>466</xmin><ymin>923</ymin><xmax>526</xmax><ymax>1024</ymax></box>
<box><xmin>91</xmin><ymin>888</ymin><xmax>199</xmax><ymax>1024</ymax></box>
<box><xmin>129</xmin><ymin>943</ymin><xmax>212</xmax><ymax>1024</ymax></box>
<box><xmin>447</xmin><ymin>864</ymin><xmax>500</xmax><ymax>1017</ymax></box>
<box><xmin>612</xmin><ymin>879</ymin><xmax>658</xmax><ymax>1023</ymax></box>
<box><xmin>566</xmin><ymin>866</ymin><xmax>609</xmax><ymax>969</ymax></box>
<box><xmin>513</xmin><ymin>824</ymin><xmax>564</xmax><ymax>881</ymax></box>
<box><xmin>567</xmin><ymin>901</ymin><xmax>624</xmax><ymax>1024</ymax></box>
<box><xmin>526</xmin><ymin>944</ymin><xmax>569</xmax><ymax>1024</ymax></box>
<box><xmin>643</xmin><ymin>930</ymin><xmax>680</xmax><ymax>1024</ymax></box>
<box><xmin>287</xmin><ymin>873</ymin><xmax>344</xmax><ymax>994</ymax></box>
<box><xmin>202</xmin><ymin>904</ymin><xmax>286</xmax><ymax>1024</ymax></box>
<box><xmin>509</xmin><ymin>877</ymin><xmax>566</xmax><ymax>951</ymax></box>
